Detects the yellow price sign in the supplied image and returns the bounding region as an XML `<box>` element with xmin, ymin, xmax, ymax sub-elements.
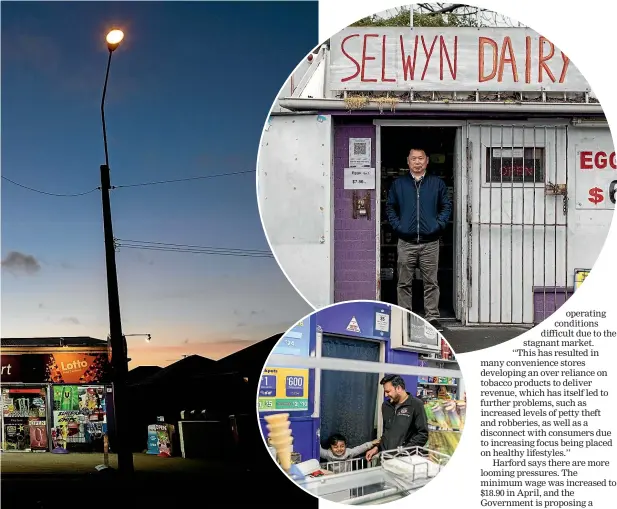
<box><xmin>258</xmin><ymin>367</ymin><xmax>309</xmax><ymax>412</ymax></box>
<box><xmin>574</xmin><ymin>269</ymin><xmax>590</xmax><ymax>291</ymax></box>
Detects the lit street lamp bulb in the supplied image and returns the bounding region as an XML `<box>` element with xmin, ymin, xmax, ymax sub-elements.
<box><xmin>106</xmin><ymin>29</ymin><xmax>124</xmax><ymax>47</ymax></box>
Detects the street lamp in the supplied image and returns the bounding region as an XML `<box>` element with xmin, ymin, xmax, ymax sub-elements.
<box><xmin>100</xmin><ymin>28</ymin><xmax>133</xmax><ymax>476</ymax></box>
<box><xmin>125</xmin><ymin>333</ymin><xmax>152</xmax><ymax>343</ymax></box>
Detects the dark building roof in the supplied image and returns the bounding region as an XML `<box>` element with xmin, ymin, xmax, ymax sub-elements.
<box><xmin>126</xmin><ymin>365</ymin><xmax>163</xmax><ymax>384</ymax></box>
<box><xmin>129</xmin><ymin>334</ymin><xmax>284</xmax><ymax>388</ymax></box>
<box><xmin>0</xmin><ymin>336</ymin><xmax>107</xmax><ymax>348</ymax></box>
<box><xmin>214</xmin><ymin>333</ymin><xmax>283</xmax><ymax>377</ymax></box>
<box><xmin>131</xmin><ymin>354</ymin><xmax>216</xmax><ymax>387</ymax></box>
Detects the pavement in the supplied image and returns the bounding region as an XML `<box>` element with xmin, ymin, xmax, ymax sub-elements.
<box><xmin>0</xmin><ymin>451</ymin><xmax>220</xmax><ymax>475</ymax></box>
<box><xmin>440</xmin><ymin>324</ymin><xmax>531</xmax><ymax>354</ymax></box>
<box><xmin>1</xmin><ymin>452</ymin><xmax>318</xmax><ymax>508</ymax></box>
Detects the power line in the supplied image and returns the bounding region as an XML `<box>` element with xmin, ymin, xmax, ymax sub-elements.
<box><xmin>112</xmin><ymin>170</ymin><xmax>255</xmax><ymax>189</ymax></box>
<box><xmin>116</xmin><ymin>245</ymin><xmax>274</xmax><ymax>258</ymax></box>
<box><xmin>114</xmin><ymin>238</ymin><xmax>274</xmax><ymax>259</ymax></box>
<box><xmin>1</xmin><ymin>169</ymin><xmax>256</xmax><ymax>197</ymax></box>
<box><xmin>1</xmin><ymin>176</ymin><xmax>99</xmax><ymax>197</ymax></box>
<box><xmin>115</xmin><ymin>239</ymin><xmax>271</xmax><ymax>255</ymax></box>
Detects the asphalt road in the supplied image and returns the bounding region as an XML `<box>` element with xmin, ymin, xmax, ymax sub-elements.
<box><xmin>1</xmin><ymin>453</ymin><xmax>318</xmax><ymax>508</ymax></box>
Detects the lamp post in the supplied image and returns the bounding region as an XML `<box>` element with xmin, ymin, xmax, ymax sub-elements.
<box><xmin>124</xmin><ymin>333</ymin><xmax>152</xmax><ymax>343</ymax></box>
<box><xmin>100</xmin><ymin>28</ymin><xmax>134</xmax><ymax>476</ymax></box>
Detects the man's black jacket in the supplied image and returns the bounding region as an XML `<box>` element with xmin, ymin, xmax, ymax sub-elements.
<box><xmin>378</xmin><ymin>393</ymin><xmax>429</xmax><ymax>451</ymax></box>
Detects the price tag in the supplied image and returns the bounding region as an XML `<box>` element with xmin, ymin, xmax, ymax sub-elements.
<box><xmin>344</xmin><ymin>168</ymin><xmax>375</xmax><ymax>189</ymax></box>
<box><xmin>259</xmin><ymin>375</ymin><xmax>276</xmax><ymax>397</ymax></box>
<box><xmin>285</xmin><ymin>375</ymin><xmax>305</xmax><ymax>397</ymax></box>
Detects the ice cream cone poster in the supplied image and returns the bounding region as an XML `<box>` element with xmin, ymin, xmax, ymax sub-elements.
<box><xmin>258</xmin><ymin>367</ymin><xmax>309</xmax><ymax>412</ymax></box>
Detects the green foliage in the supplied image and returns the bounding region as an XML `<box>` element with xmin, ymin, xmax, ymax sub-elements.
<box><xmin>351</xmin><ymin>8</ymin><xmax>478</xmax><ymax>28</ymax></box>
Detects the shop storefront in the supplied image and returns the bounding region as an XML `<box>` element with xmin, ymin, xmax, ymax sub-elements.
<box><xmin>1</xmin><ymin>338</ymin><xmax>112</xmax><ymax>453</ymax></box>
<box><xmin>259</xmin><ymin>26</ymin><xmax>615</xmax><ymax>326</ymax></box>
<box><xmin>258</xmin><ymin>302</ymin><xmax>465</xmax><ymax>464</ymax></box>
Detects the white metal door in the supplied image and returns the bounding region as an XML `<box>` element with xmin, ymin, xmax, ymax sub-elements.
<box><xmin>466</xmin><ymin>123</ymin><xmax>569</xmax><ymax>324</ymax></box>
<box><xmin>257</xmin><ymin>114</ymin><xmax>333</xmax><ymax>309</ymax></box>
<box><xmin>453</xmin><ymin>127</ymin><xmax>467</xmax><ymax>322</ymax></box>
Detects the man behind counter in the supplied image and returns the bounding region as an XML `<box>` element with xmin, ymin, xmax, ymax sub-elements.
<box><xmin>365</xmin><ymin>374</ymin><xmax>429</xmax><ymax>462</ymax></box>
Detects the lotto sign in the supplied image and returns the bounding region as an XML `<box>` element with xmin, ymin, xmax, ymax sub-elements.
<box><xmin>575</xmin><ymin>146</ymin><xmax>617</xmax><ymax>210</ymax></box>
<box><xmin>258</xmin><ymin>367</ymin><xmax>309</xmax><ymax>412</ymax></box>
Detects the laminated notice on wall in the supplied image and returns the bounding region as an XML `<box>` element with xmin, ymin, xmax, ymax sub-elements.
<box><xmin>349</xmin><ymin>138</ymin><xmax>371</xmax><ymax>168</ymax></box>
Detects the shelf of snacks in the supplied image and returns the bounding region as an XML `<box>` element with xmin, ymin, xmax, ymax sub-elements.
<box><xmin>424</xmin><ymin>398</ymin><xmax>466</xmax><ymax>458</ymax></box>
<box><xmin>424</xmin><ymin>398</ymin><xmax>466</xmax><ymax>430</ymax></box>
<box><xmin>417</xmin><ymin>375</ymin><xmax>459</xmax><ymax>401</ymax></box>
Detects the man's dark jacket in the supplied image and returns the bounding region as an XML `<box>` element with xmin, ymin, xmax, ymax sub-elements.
<box><xmin>378</xmin><ymin>393</ymin><xmax>429</xmax><ymax>451</ymax></box>
<box><xmin>386</xmin><ymin>173</ymin><xmax>452</xmax><ymax>243</ymax></box>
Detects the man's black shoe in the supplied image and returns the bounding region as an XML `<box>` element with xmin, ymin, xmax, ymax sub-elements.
<box><xmin>428</xmin><ymin>319</ymin><xmax>444</xmax><ymax>332</ymax></box>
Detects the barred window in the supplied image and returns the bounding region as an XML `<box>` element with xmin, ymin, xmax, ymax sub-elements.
<box><xmin>486</xmin><ymin>147</ymin><xmax>545</xmax><ymax>183</ymax></box>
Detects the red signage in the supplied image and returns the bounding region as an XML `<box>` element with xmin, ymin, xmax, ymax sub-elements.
<box><xmin>1</xmin><ymin>355</ymin><xmax>22</xmax><ymax>383</ymax></box>
<box><xmin>0</xmin><ymin>353</ymin><xmax>110</xmax><ymax>384</ymax></box>
<box><xmin>580</xmin><ymin>151</ymin><xmax>617</xmax><ymax>170</ymax></box>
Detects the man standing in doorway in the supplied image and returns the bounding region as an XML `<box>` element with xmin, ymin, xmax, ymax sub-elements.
<box><xmin>365</xmin><ymin>374</ymin><xmax>429</xmax><ymax>461</ymax></box>
<box><xmin>386</xmin><ymin>147</ymin><xmax>452</xmax><ymax>331</ymax></box>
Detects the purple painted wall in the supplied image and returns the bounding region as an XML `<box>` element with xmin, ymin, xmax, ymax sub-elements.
<box><xmin>385</xmin><ymin>348</ymin><xmax>419</xmax><ymax>398</ymax></box>
<box><xmin>317</xmin><ymin>301</ymin><xmax>390</xmax><ymax>340</ymax></box>
<box><xmin>333</xmin><ymin>122</ymin><xmax>377</xmax><ymax>302</ymax></box>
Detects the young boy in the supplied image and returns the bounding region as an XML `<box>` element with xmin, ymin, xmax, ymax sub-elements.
<box><xmin>320</xmin><ymin>433</ymin><xmax>380</xmax><ymax>472</ymax></box>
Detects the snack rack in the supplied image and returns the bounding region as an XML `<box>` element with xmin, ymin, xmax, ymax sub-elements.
<box><xmin>299</xmin><ymin>446</ymin><xmax>451</xmax><ymax>505</ymax></box>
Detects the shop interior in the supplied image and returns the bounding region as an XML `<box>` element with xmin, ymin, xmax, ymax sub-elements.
<box><xmin>263</xmin><ymin>333</ymin><xmax>465</xmax><ymax>505</ymax></box>
<box><xmin>379</xmin><ymin>126</ymin><xmax>458</xmax><ymax>319</ymax></box>
<box><xmin>319</xmin><ymin>334</ymin><xmax>463</xmax><ymax>465</ymax></box>
<box><xmin>319</xmin><ymin>335</ymin><xmax>381</xmax><ymax>454</ymax></box>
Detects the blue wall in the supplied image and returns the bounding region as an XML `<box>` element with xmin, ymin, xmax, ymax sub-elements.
<box><xmin>259</xmin><ymin>303</ymin><xmax>420</xmax><ymax>463</ymax></box>
<box><xmin>258</xmin><ymin>314</ymin><xmax>318</xmax><ymax>461</ymax></box>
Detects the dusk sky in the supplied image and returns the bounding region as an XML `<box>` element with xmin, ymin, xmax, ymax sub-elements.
<box><xmin>1</xmin><ymin>1</ymin><xmax>316</xmax><ymax>367</ymax></box>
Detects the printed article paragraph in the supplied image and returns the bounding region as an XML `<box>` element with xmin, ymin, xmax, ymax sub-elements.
<box><xmin>479</xmin><ymin>309</ymin><xmax>616</xmax><ymax>508</ymax></box>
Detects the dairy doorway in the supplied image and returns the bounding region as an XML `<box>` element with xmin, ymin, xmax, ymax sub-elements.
<box><xmin>378</xmin><ymin>125</ymin><xmax>460</xmax><ymax>320</ymax></box>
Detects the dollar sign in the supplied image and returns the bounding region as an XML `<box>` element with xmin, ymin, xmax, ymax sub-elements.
<box><xmin>588</xmin><ymin>187</ymin><xmax>604</xmax><ymax>205</ymax></box>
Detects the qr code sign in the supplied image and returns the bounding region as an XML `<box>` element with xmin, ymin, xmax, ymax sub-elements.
<box><xmin>353</xmin><ymin>142</ymin><xmax>366</xmax><ymax>155</ymax></box>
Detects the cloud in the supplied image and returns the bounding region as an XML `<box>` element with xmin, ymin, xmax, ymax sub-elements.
<box><xmin>61</xmin><ymin>317</ymin><xmax>80</xmax><ymax>325</ymax></box>
<box><xmin>1</xmin><ymin>251</ymin><xmax>41</xmax><ymax>275</ymax></box>
<box><xmin>135</xmin><ymin>252</ymin><xmax>155</xmax><ymax>266</ymax></box>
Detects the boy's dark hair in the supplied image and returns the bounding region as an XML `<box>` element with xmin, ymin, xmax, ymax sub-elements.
<box><xmin>327</xmin><ymin>433</ymin><xmax>347</xmax><ymax>447</ymax></box>
<box><xmin>380</xmin><ymin>374</ymin><xmax>406</xmax><ymax>390</ymax></box>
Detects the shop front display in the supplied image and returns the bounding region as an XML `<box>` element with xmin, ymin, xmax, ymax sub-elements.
<box><xmin>51</xmin><ymin>385</ymin><xmax>108</xmax><ymax>451</ymax></box>
<box><xmin>1</xmin><ymin>387</ymin><xmax>48</xmax><ymax>452</ymax></box>
<box><xmin>0</xmin><ymin>339</ymin><xmax>111</xmax><ymax>453</ymax></box>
